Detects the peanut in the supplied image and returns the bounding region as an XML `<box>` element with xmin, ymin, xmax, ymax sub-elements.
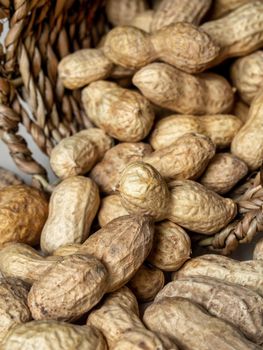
<box><xmin>0</xmin><ymin>185</ymin><xmax>48</xmax><ymax>248</ymax></box>
<box><xmin>28</xmin><ymin>254</ymin><xmax>108</xmax><ymax>321</ymax></box>
<box><xmin>103</xmin><ymin>287</ymin><xmax>140</xmax><ymax>315</ymax></box>
<box><xmin>173</xmin><ymin>254</ymin><xmax>263</xmax><ymax>296</ymax></box>
<box><xmin>41</xmin><ymin>176</ymin><xmax>100</xmax><ymax>254</ymax></box>
<box><xmin>231</xmin><ymin>51</ymin><xmax>263</xmax><ymax>104</ymax></box>
<box><xmin>98</xmin><ymin>194</ymin><xmax>128</xmax><ymax>227</ymax></box>
<box><xmin>253</xmin><ymin>238</ymin><xmax>263</xmax><ymax>260</ymax></box>
<box><xmin>143</xmin><ymin>297</ymin><xmax>260</xmax><ymax>350</ymax></box>
<box><xmin>133</xmin><ymin>63</ymin><xmax>234</xmax><ymax>114</ymax></box>
<box><xmin>106</xmin><ymin>0</ymin><xmax>148</xmax><ymax>26</ymax></box>
<box><xmin>200</xmin><ymin>153</ymin><xmax>248</xmax><ymax>194</ymax></box>
<box><xmin>0</xmin><ymin>168</ymin><xmax>23</xmax><ymax>188</ymax></box>
<box><xmin>58</xmin><ymin>49</ymin><xmax>113</xmax><ymax>89</ymax></box>
<box><xmin>130</xmin><ymin>10</ymin><xmax>154</xmax><ymax>33</ymax></box>
<box><xmin>82</xmin><ymin>81</ymin><xmax>154</xmax><ymax>142</ymax></box>
<box><xmin>1</xmin><ymin>321</ymin><xmax>107</xmax><ymax>350</ymax></box>
<box><xmin>155</xmin><ymin>276</ymin><xmax>263</xmax><ymax>344</ymax></box>
<box><xmin>103</xmin><ymin>23</ymin><xmax>219</xmax><ymax>73</ymax></box>
<box><xmin>90</xmin><ymin>142</ymin><xmax>152</xmax><ymax>194</ymax></box>
<box><xmin>50</xmin><ymin>128</ymin><xmax>113</xmax><ymax>179</ymax></box>
<box><xmin>168</xmin><ymin>180</ymin><xmax>237</xmax><ymax>234</ymax></box>
<box><xmin>118</xmin><ymin>162</ymin><xmax>170</xmax><ymax>221</ymax></box>
<box><xmin>210</xmin><ymin>0</ymin><xmax>259</xmax><ymax>20</ymax></box>
<box><xmin>53</xmin><ymin>244</ymin><xmax>81</xmax><ymax>257</ymax></box>
<box><xmin>151</xmin><ymin>0</ymin><xmax>212</xmax><ymax>31</ymax></box>
<box><xmin>201</xmin><ymin>1</ymin><xmax>263</xmax><ymax>64</ymax></box>
<box><xmin>232</xmin><ymin>99</ymin><xmax>249</xmax><ymax>123</ymax></box>
<box><xmin>231</xmin><ymin>87</ymin><xmax>263</xmax><ymax>169</ymax></box>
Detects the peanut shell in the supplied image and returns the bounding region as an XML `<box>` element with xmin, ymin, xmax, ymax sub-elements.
<box><xmin>130</xmin><ymin>10</ymin><xmax>154</xmax><ymax>33</ymax></box>
<box><xmin>103</xmin><ymin>286</ymin><xmax>140</xmax><ymax>316</ymax></box>
<box><xmin>106</xmin><ymin>0</ymin><xmax>148</xmax><ymax>26</ymax></box>
<box><xmin>210</xmin><ymin>0</ymin><xmax>254</xmax><ymax>19</ymax></box>
<box><xmin>232</xmin><ymin>99</ymin><xmax>249</xmax><ymax>123</ymax></box>
<box><xmin>98</xmin><ymin>194</ymin><xmax>128</xmax><ymax>227</ymax></box>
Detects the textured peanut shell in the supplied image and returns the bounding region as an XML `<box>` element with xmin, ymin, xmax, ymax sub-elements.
<box><xmin>150</xmin><ymin>114</ymin><xmax>242</xmax><ymax>150</ymax></box>
<box><xmin>0</xmin><ymin>185</ymin><xmax>48</xmax><ymax>248</ymax></box>
<box><xmin>144</xmin><ymin>297</ymin><xmax>260</xmax><ymax>350</ymax></box>
<box><xmin>232</xmin><ymin>99</ymin><xmax>249</xmax><ymax>123</ymax></box>
<box><xmin>103</xmin><ymin>286</ymin><xmax>140</xmax><ymax>316</ymax></box>
<box><xmin>1</xmin><ymin>321</ymin><xmax>107</xmax><ymax>350</ymax></box>
<box><xmin>90</xmin><ymin>142</ymin><xmax>152</xmax><ymax>194</ymax></box>
<box><xmin>0</xmin><ymin>243</ymin><xmax>59</xmax><ymax>285</ymax></box>
<box><xmin>148</xmin><ymin>220</ymin><xmax>191</xmax><ymax>271</ymax></box>
<box><xmin>168</xmin><ymin>180</ymin><xmax>237</xmax><ymax>234</ymax></box>
<box><xmin>98</xmin><ymin>194</ymin><xmax>128</xmax><ymax>227</ymax></box>
<box><xmin>201</xmin><ymin>1</ymin><xmax>263</xmax><ymax>64</ymax></box>
<box><xmin>82</xmin><ymin>81</ymin><xmax>154</xmax><ymax>142</ymax></box>
<box><xmin>231</xmin><ymin>87</ymin><xmax>263</xmax><ymax>170</ymax></box>
<box><xmin>133</xmin><ymin>63</ymin><xmax>234</xmax><ymax>115</ymax></box>
<box><xmin>53</xmin><ymin>244</ymin><xmax>81</xmax><ymax>257</ymax></box>
<box><xmin>151</xmin><ymin>0</ymin><xmax>212</xmax><ymax>31</ymax></box>
<box><xmin>210</xmin><ymin>0</ymin><xmax>254</xmax><ymax>19</ymax></box>
<box><xmin>40</xmin><ymin>176</ymin><xmax>100</xmax><ymax>254</ymax></box>
<box><xmin>58</xmin><ymin>49</ymin><xmax>113</xmax><ymax>89</ymax></box>
<box><xmin>0</xmin><ymin>168</ymin><xmax>23</xmax><ymax>188</ymax></box>
<box><xmin>156</xmin><ymin>277</ymin><xmax>263</xmax><ymax>344</ymax></box>
<box><xmin>50</xmin><ymin>128</ymin><xmax>113</xmax><ymax>179</ymax></box>
<box><xmin>118</xmin><ymin>162</ymin><xmax>170</xmax><ymax>221</ymax></box>
<box><xmin>130</xmin><ymin>10</ymin><xmax>154</xmax><ymax>33</ymax></box>
<box><xmin>231</xmin><ymin>51</ymin><xmax>263</xmax><ymax>104</ymax></box>
<box><xmin>173</xmin><ymin>254</ymin><xmax>263</xmax><ymax>296</ymax></box>
<box><xmin>253</xmin><ymin>238</ymin><xmax>263</xmax><ymax>260</ymax></box>
<box><xmin>106</xmin><ymin>0</ymin><xmax>148</xmax><ymax>26</ymax></box>
<box><xmin>143</xmin><ymin>133</ymin><xmax>215</xmax><ymax>181</ymax></box>
<box><xmin>200</xmin><ymin>153</ymin><xmax>248</xmax><ymax>194</ymax></box>
<box><xmin>28</xmin><ymin>254</ymin><xmax>108</xmax><ymax>321</ymax></box>
<box><xmin>0</xmin><ymin>278</ymin><xmax>31</xmax><ymax>342</ymax></box>
<box><xmin>128</xmin><ymin>264</ymin><xmax>165</xmax><ymax>302</ymax></box>
<box><xmin>80</xmin><ymin>215</ymin><xmax>154</xmax><ymax>292</ymax></box>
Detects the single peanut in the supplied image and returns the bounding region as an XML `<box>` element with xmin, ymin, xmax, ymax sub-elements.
<box><xmin>253</xmin><ymin>238</ymin><xmax>263</xmax><ymax>260</ymax></box>
<box><xmin>130</xmin><ymin>10</ymin><xmax>154</xmax><ymax>33</ymax></box>
<box><xmin>106</xmin><ymin>0</ymin><xmax>148</xmax><ymax>26</ymax></box>
<box><xmin>0</xmin><ymin>168</ymin><xmax>23</xmax><ymax>188</ymax></box>
<box><xmin>98</xmin><ymin>194</ymin><xmax>128</xmax><ymax>227</ymax></box>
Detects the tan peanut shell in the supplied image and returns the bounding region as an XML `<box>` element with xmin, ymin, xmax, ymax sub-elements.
<box><xmin>253</xmin><ymin>238</ymin><xmax>263</xmax><ymax>260</ymax></box>
<box><xmin>201</xmin><ymin>1</ymin><xmax>263</xmax><ymax>64</ymax></box>
<box><xmin>148</xmin><ymin>220</ymin><xmax>191</xmax><ymax>271</ymax></box>
<box><xmin>28</xmin><ymin>254</ymin><xmax>108</xmax><ymax>321</ymax></box>
<box><xmin>53</xmin><ymin>244</ymin><xmax>81</xmax><ymax>257</ymax></box>
<box><xmin>200</xmin><ymin>153</ymin><xmax>248</xmax><ymax>194</ymax></box>
<box><xmin>0</xmin><ymin>243</ymin><xmax>59</xmax><ymax>284</ymax></box>
<box><xmin>1</xmin><ymin>321</ymin><xmax>107</xmax><ymax>350</ymax></box>
<box><xmin>232</xmin><ymin>99</ymin><xmax>249</xmax><ymax>123</ymax></box>
<box><xmin>168</xmin><ymin>180</ymin><xmax>237</xmax><ymax>234</ymax></box>
<box><xmin>40</xmin><ymin>176</ymin><xmax>99</xmax><ymax>254</ymax></box>
<box><xmin>143</xmin><ymin>133</ymin><xmax>215</xmax><ymax>180</ymax></box>
<box><xmin>103</xmin><ymin>287</ymin><xmax>140</xmax><ymax>316</ymax></box>
<box><xmin>0</xmin><ymin>168</ymin><xmax>23</xmax><ymax>188</ymax></box>
<box><xmin>151</xmin><ymin>0</ymin><xmax>212</xmax><ymax>31</ymax></box>
<box><xmin>82</xmin><ymin>81</ymin><xmax>154</xmax><ymax>142</ymax></box>
<box><xmin>58</xmin><ymin>49</ymin><xmax>113</xmax><ymax>89</ymax></box>
<box><xmin>50</xmin><ymin>128</ymin><xmax>113</xmax><ymax>179</ymax></box>
<box><xmin>144</xmin><ymin>297</ymin><xmax>260</xmax><ymax>350</ymax></box>
<box><xmin>155</xmin><ymin>277</ymin><xmax>263</xmax><ymax>344</ymax></box>
<box><xmin>210</xmin><ymin>0</ymin><xmax>254</xmax><ymax>19</ymax></box>
<box><xmin>0</xmin><ymin>278</ymin><xmax>31</xmax><ymax>342</ymax></box>
<box><xmin>150</xmin><ymin>114</ymin><xmax>242</xmax><ymax>150</ymax></box>
<box><xmin>128</xmin><ymin>264</ymin><xmax>165</xmax><ymax>302</ymax></box>
<box><xmin>106</xmin><ymin>0</ymin><xmax>148</xmax><ymax>26</ymax></box>
<box><xmin>90</xmin><ymin>142</ymin><xmax>152</xmax><ymax>194</ymax></box>
<box><xmin>133</xmin><ymin>63</ymin><xmax>234</xmax><ymax>115</ymax></box>
<box><xmin>80</xmin><ymin>215</ymin><xmax>154</xmax><ymax>292</ymax></box>
<box><xmin>103</xmin><ymin>23</ymin><xmax>219</xmax><ymax>73</ymax></box>
<box><xmin>130</xmin><ymin>10</ymin><xmax>154</xmax><ymax>33</ymax></box>
<box><xmin>173</xmin><ymin>254</ymin><xmax>263</xmax><ymax>296</ymax></box>
<box><xmin>118</xmin><ymin>162</ymin><xmax>170</xmax><ymax>221</ymax></box>
<box><xmin>0</xmin><ymin>185</ymin><xmax>48</xmax><ymax>248</ymax></box>
<box><xmin>98</xmin><ymin>194</ymin><xmax>128</xmax><ymax>227</ymax></box>
<box><xmin>231</xmin><ymin>51</ymin><xmax>263</xmax><ymax>104</ymax></box>
<box><xmin>231</xmin><ymin>87</ymin><xmax>263</xmax><ymax>170</ymax></box>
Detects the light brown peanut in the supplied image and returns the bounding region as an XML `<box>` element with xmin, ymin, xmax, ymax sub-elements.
<box><xmin>0</xmin><ymin>168</ymin><xmax>23</xmax><ymax>188</ymax></box>
<box><xmin>210</xmin><ymin>0</ymin><xmax>260</xmax><ymax>20</ymax></box>
<box><xmin>150</xmin><ymin>114</ymin><xmax>242</xmax><ymax>150</ymax></box>
<box><xmin>80</xmin><ymin>215</ymin><xmax>154</xmax><ymax>292</ymax></box>
<box><xmin>103</xmin><ymin>23</ymin><xmax>219</xmax><ymax>73</ymax></box>
<box><xmin>118</xmin><ymin>162</ymin><xmax>170</xmax><ymax>221</ymax></box>
<box><xmin>1</xmin><ymin>321</ymin><xmax>107</xmax><ymax>350</ymax></box>
<box><xmin>130</xmin><ymin>10</ymin><xmax>154</xmax><ymax>33</ymax></box>
<box><xmin>253</xmin><ymin>238</ymin><xmax>263</xmax><ymax>260</ymax></box>
<box><xmin>144</xmin><ymin>297</ymin><xmax>260</xmax><ymax>350</ymax></box>
<box><xmin>50</xmin><ymin>128</ymin><xmax>113</xmax><ymax>179</ymax></box>
<box><xmin>90</xmin><ymin>142</ymin><xmax>152</xmax><ymax>194</ymax></box>
<box><xmin>200</xmin><ymin>153</ymin><xmax>248</xmax><ymax>194</ymax></box>
<box><xmin>58</xmin><ymin>49</ymin><xmax>113</xmax><ymax>89</ymax></box>
<box><xmin>82</xmin><ymin>81</ymin><xmax>154</xmax><ymax>142</ymax></box>
<box><xmin>232</xmin><ymin>99</ymin><xmax>249</xmax><ymax>123</ymax></box>
<box><xmin>231</xmin><ymin>51</ymin><xmax>263</xmax><ymax>104</ymax></box>
<box><xmin>173</xmin><ymin>254</ymin><xmax>263</xmax><ymax>296</ymax></box>
<box><xmin>98</xmin><ymin>194</ymin><xmax>128</xmax><ymax>227</ymax></box>
<box><xmin>168</xmin><ymin>180</ymin><xmax>237</xmax><ymax>234</ymax></box>
<box><xmin>41</xmin><ymin>176</ymin><xmax>100</xmax><ymax>254</ymax></box>
<box><xmin>103</xmin><ymin>287</ymin><xmax>140</xmax><ymax>315</ymax></box>
<box><xmin>0</xmin><ymin>185</ymin><xmax>48</xmax><ymax>248</ymax></box>
<box><xmin>155</xmin><ymin>276</ymin><xmax>263</xmax><ymax>344</ymax></box>
<box><xmin>133</xmin><ymin>63</ymin><xmax>234</xmax><ymax>115</ymax></box>
<box><xmin>28</xmin><ymin>254</ymin><xmax>108</xmax><ymax>321</ymax></box>
<box><xmin>201</xmin><ymin>1</ymin><xmax>263</xmax><ymax>64</ymax></box>
<box><xmin>231</xmin><ymin>87</ymin><xmax>263</xmax><ymax>170</ymax></box>
<box><xmin>53</xmin><ymin>244</ymin><xmax>81</xmax><ymax>257</ymax></box>
<box><xmin>106</xmin><ymin>0</ymin><xmax>148</xmax><ymax>26</ymax></box>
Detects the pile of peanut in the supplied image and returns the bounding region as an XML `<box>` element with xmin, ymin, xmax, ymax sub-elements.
<box><xmin>1</xmin><ymin>0</ymin><xmax>263</xmax><ymax>349</ymax></box>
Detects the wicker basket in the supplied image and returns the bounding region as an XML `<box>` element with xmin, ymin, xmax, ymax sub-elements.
<box><xmin>0</xmin><ymin>0</ymin><xmax>262</xmax><ymax>255</ymax></box>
